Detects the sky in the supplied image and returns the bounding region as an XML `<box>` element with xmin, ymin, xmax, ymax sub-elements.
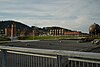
<box><xmin>0</xmin><ymin>0</ymin><xmax>100</xmax><ymax>33</ymax></box>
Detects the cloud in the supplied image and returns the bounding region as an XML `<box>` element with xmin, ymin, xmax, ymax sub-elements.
<box><xmin>0</xmin><ymin>0</ymin><xmax>100</xmax><ymax>33</ymax></box>
<box><xmin>0</xmin><ymin>0</ymin><xmax>11</xmax><ymax>2</ymax></box>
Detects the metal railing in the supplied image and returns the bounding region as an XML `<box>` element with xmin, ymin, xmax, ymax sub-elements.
<box><xmin>0</xmin><ymin>46</ymin><xmax>100</xmax><ymax>67</ymax></box>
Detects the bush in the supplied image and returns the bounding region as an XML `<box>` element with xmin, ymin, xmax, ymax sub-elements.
<box><xmin>0</xmin><ymin>37</ymin><xmax>11</xmax><ymax>41</ymax></box>
<box><xmin>18</xmin><ymin>36</ymin><xmax>33</xmax><ymax>40</ymax></box>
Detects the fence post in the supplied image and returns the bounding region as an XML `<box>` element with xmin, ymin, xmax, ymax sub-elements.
<box><xmin>57</xmin><ymin>55</ymin><xmax>62</xmax><ymax>67</ymax></box>
<box><xmin>1</xmin><ymin>50</ymin><xmax>7</xmax><ymax>67</ymax></box>
<box><xmin>57</xmin><ymin>55</ymin><xmax>69</xmax><ymax>67</ymax></box>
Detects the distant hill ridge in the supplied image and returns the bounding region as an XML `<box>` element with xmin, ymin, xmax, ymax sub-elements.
<box><xmin>0</xmin><ymin>20</ymin><xmax>77</xmax><ymax>33</ymax></box>
<box><xmin>0</xmin><ymin>20</ymin><xmax>31</xmax><ymax>30</ymax></box>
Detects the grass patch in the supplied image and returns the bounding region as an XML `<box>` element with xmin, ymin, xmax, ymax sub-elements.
<box><xmin>18</xmin><ymin>36</ymin><xmax>81</xmax><ymax>40</ymax></box>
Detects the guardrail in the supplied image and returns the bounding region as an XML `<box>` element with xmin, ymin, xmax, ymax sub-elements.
<box><xmin>0</xmin><ymin>46</ymin><xmax>100</xmax><ymax>67</ymax></box>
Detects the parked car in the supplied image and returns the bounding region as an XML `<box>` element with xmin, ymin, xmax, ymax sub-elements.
<box><xmin>77</xmin><ymin>38</ymin><xmax>93</xmax><ymax>43</ymax></box>
<box><xmin>91</xmin><ymin>39</ymin><xmax>100</xmax><ymax>45</ymax></box>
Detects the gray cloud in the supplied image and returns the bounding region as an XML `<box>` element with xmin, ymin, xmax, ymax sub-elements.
<box><xmin>0</xmin><ymin>0</ymin><xmax>100</xmax><ymax>32</ymax></box>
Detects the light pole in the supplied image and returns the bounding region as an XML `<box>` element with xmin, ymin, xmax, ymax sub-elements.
<box><xmin>33</xmin><ymin>30</ymin><xmax>34</xmax><ymax>40</ymax></box>
<box><xmin>11</xmin><ymin>24</ymin><xmax>14</xmax><ymax>41</ymax></box>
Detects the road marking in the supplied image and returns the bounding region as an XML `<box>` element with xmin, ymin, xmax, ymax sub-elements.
<box><xmin>8</xmin><ymin>40</ymin><xmax>40</xmax><ymax>42</ymax></box>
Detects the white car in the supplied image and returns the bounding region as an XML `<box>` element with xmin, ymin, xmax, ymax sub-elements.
<box><xmin>91</xmin><ymin>39</ymin><xmax>100</xmax><ymax>45</ymax></box>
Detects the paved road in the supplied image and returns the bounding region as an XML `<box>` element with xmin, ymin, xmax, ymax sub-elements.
<box><xmin>0</xmin><ymin>40</ymin><xmax>99</xmax><ymax>67</ymax></box>
<box><xmin>0</xmin><ymin>40</ymin><xmax>96</xmax><ymax>51</ymax></box>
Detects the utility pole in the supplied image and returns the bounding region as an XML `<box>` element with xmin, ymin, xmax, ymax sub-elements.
<box><xmin>33</xmin><ymin>30</ymin><xmax>34</xmax><ymax>40</ymax></box>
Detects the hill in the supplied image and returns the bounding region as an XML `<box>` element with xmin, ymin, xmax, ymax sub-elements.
<box><xmin>0</xmin><ymin>20</ymin><xmax>31</xmax><ymax>31</ymax></box>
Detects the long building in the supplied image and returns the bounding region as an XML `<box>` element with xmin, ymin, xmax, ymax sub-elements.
<box><xmin>64</xmin><ymin>31</ymin><xmax>81</xmax><ymax>36</ymax></box>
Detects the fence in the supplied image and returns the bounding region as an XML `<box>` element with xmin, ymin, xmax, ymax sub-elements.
<box><xmin>0</xmin><ymin>46</ymin><xmax>100</xmax><ymax>67</ymax></box>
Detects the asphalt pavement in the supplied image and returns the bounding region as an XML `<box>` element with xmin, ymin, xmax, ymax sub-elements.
<box><xmin>0</xmin><ymin>40</ymin><xmax>97</xmax><ymax>52</ymax></box>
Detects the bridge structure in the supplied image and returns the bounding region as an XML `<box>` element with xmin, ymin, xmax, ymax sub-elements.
<box><xmin>0</xmin><ymin>46</ymin><xmax>100</xmax><ymax>67</ymax></box>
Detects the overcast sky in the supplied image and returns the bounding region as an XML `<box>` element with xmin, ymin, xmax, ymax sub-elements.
<box><xmin>0</xmin><ymin>0</ymin><xmax>100</xmax><ymax>32</ymax></box>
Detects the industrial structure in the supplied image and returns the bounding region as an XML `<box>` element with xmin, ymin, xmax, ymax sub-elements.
<box><xmin>89</xmin><ymin>23</ymin><xmax>100</xmax><ymax>35</ymax></box>
<box><xmin>5</xmin><ymin>23</ymin><xmax>16</xmax><ymax>37</ymax></box>
<box><xmin>0</xmin><ymin>20</ymin><xmax>88</xmax><ymax>38</ymax></box>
